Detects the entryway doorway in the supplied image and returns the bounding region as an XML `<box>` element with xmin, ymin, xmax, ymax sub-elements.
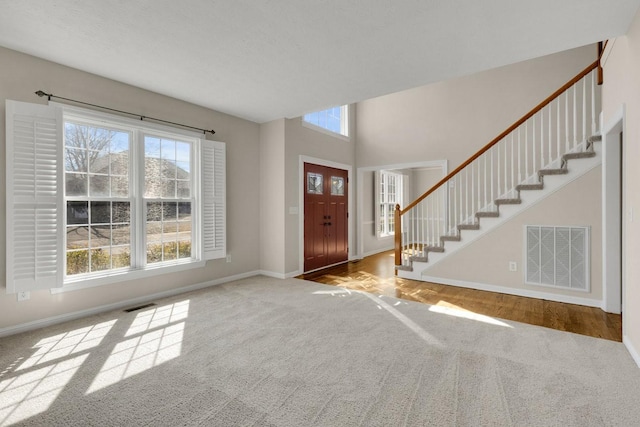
<box><xmin>304</xmin><ymin>162</ymin><xmax>348</xmax><ymax>272</ymax></box>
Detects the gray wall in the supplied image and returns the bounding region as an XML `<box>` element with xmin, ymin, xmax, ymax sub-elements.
<box><xmin>356</xmin><ymin>45</ymin><xmax>597</xmax><ymax>169</ymax></box>
<box><xmin>0</xmin><ymin>46</ymin><xmax>261</xmax><ymax>330</ymax></box>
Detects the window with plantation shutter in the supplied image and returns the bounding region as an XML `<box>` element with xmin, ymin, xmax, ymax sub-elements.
<box><xmin>5</xmin><ymin>100</ymin><xmax>64</xmax><ymax>293</ymax></box>
<box><xmin>6</xmin><ymin>100</ymin><xmax>226</xmax><ymax>293</ymax></box>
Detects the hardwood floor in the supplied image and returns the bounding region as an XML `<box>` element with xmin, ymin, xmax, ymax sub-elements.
<box><xmin>297</xmin><ymin>250</ymin><xmax>622</xmax><ymax>342</ymax></box>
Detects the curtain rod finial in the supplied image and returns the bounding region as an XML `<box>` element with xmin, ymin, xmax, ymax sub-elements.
<box><xmin>35</xmin><ymin>90</ymin><xmax>47</xmax><ymax>97</ymax></box>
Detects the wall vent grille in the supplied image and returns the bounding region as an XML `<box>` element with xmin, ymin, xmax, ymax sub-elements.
<box><xmin>525</xmin><ymin>226</ymin><xmax>589</xmax><ymax>291</ymax></box>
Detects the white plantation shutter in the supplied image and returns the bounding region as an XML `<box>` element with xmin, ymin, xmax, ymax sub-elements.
<box><xmin>201</xmin><ymin>139</ymin><xmax>226</xmax><ymax>260</ymax></box>
<box><xmin>6</xmin><ymin>100</ymin><xmax>64</xmax><ymax>293</ymax></box>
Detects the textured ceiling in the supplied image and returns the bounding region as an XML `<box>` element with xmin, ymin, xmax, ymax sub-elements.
<box><xmin>0</xmin><ymin>0</ymin><xmax>639</xmax><ymax>123</ymax></box>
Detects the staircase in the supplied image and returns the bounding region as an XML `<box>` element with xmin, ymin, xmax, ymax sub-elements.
<box><xmin>395</xmin><ymin>59</ymin><xmax>602</xmax><ymax>280</ymax></box>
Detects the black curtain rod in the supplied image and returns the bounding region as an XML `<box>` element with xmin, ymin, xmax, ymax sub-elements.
<box><xmin>35</xmin><ymin>90</ymin><xmax>215</xmax><ymax>135</ymax></box>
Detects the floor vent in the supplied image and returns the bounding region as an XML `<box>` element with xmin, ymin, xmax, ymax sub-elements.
<box><xmin>123</xmin><ymin>303</ymin><xmax>156</xmax><ymax>313</ymax></box>
<box><xmin>525</xmin><ymin>225</ymin><xmax>589</xmax><ymax>291</ymax></box>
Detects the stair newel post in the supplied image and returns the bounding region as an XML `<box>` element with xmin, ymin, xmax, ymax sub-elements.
<box><xmin>394</xmin><ymin>204</ymin><xmax>402</xmax><ymax>267</ymax></box>
<box><xmin>506</xmin><ymin>136</ymin><xmax>510</xmax><ymax>197</ymax></box>
<box><xmin>511</xmin><ymin>133</ymin><xmax>516</xmax><ymax>195</ymax></box>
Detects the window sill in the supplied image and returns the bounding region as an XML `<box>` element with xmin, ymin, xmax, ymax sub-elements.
<box><xmin>51</xmin><ymin>260</ymin><xmax>207</xmax><ymax>294</ymax></box>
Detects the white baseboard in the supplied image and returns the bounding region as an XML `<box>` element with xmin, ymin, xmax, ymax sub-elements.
<box><xmin>623</xmin><ymin>335</ymin><xmax>640</xmax><ymax>369</ymax></box>
<box><xmin>420</xmin><ymin>275</ymin><xmax>603</xmax><ymax>308</ymax></box>
<box><xmin>0</xmin><ymin>270</ymin><xmax>262</xmax><ymax>338</ymax></box>
<box><xmin>256</xmin><ymin>270</ymin><xmax>301</xmax><ymax>279</ymax></box>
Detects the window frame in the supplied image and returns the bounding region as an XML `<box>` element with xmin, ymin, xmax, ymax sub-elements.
<box><xmin>376</xmin><ymin>170</ymin><xmax>404</xmax><ymax>238</ymax></box>
<box><xmin>301</xmin><ymin>105</ymin><xmax>350</xmax><ymax>140</ymax></box>
<box><xmin>5</xmin><ymin>100</ymin><xmax>225</xmax><ymax>295</ymax></box>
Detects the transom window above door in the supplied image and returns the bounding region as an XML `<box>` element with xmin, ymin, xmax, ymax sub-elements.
<box><xmin>302</xmin><ymin>105</ymin><xmax>349</xmax><ymax>138</ymax></box>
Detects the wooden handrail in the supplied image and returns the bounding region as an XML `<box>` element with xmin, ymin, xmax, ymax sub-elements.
<box><xmin>400</xmin><ymin>59</ymin><xmax>599</xmax><ymax>215</ymax></box>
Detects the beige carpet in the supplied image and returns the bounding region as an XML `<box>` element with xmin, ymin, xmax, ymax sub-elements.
<box><xmin>1</xmin><ymin>276</ymin><xmax>639</xmax><ymax>426</ymax></box>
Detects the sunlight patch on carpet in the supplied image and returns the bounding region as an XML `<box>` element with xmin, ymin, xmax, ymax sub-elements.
<box><xmin>86</xmin><ymin>301</ymin><xmax>189</xmax><ymax>395</ymax></box>
<box><xmin>0</xmin><ymin>354</ymin><xmax>88</xmax><ymax>425</ymax></box>
<box><xmin>15</xmin><ymin>320</ymin><xmax>117</xmax><ymax>371</ymax></box>
<box><xmin>125</xmin><ymin>300</ymin><xmax>190</xmax><ymax>337</ymax></box>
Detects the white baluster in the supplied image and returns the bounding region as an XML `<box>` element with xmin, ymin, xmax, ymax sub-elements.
<box><xmin>505</xmin><ymin>134</ymin><xmax>521</xmax><ymax>196</ymax></box>
<box><xmin>491</xmin><ymin>147</ymin><xmax>494</xmax><ymax>207</ymax></box>
<box><xmin>565</xmin><ymin>88</ymin><xmax>570</xmax><ymax>154</ymax></box>
<box><xmin>455</xmin><ymin>171</ymin><xmax>464</xmax><ymax>226</ymax></box>
<box><xmin>436</xmin><ymin>188</ymin><xmax>441</xmax><ymax>245</ymax></box>
<box><xmin>541</xmin><ymin>110</ymin><xmax>545</xmax><ymax>170</ymax></box>
<box><xmin>506</xmin><ymin>136</ymin><xmax>510</xmax><ymax>196</ymax></box>
<box><xmin>533</xmin><ymin>115</ymin><xmax>537</xmax><ymax>175</ymax></box>
<box><xmin>419</xmin><ymin>200</ymin><xmax>426</xmax><ymax>256</ymax></box>
<box><xmin>476</xmin><ymin>160</ymin><xmax>480</xmax><ymax>212</ymax></box>
<box><xmin>452</xmin><ymin>178</ymin><xmax>455</xmax><ymax>233</ymax></box>
<box><xmin>511</xmin><ymin>133</ymin><xmax>516</xmax><ymax>193</ymax></box>
<box><xmin>471</xmin><ymin>162</ymin><xmax>475</xmax><ymax>219</ymax></box>
<box><xmin>509</xmin><ymin>128</ymin><xmax>522</xmax><ymax>186</ymax></box>
<box><xmin>557</xmin><ymin>95</ymin><xmax>561</xmax><ymax>161</ymax></box>
<box><xmin>548</xmin><ymin>105</ymin><xmax>552</xmax><ymax>169</ymax></box>
<box><xmin>465</xmin><ymin>167</ymin><xmax>469</xmax><ymax>224</ymax></box>
<box><xmin>591</xmin><ymin>71</ymin><xmax>597</xmax><ymax>135</ymax></box>
<box><xmin>525</xmin><ymin>121</ymin><xmax>529</xmax><ymax>181</ymax></box>
<box><xmin>484</xmin><ymin>152</ymin><xmax>488</xmax><ymax>210</ymax></box>
<box><xmin>497</xmin><ymin>144</ymin><xmax>501</xmax><ymax>199</ymax></box>
<box><xmin>431</xmin><ymin>195</ymin><xmax>438</xmax><ymax>246</ymax></box>
<box><xmin>573</xmin><ymin>83</ymin><xmax>577</xmax><ymax>150</ymax></box>
<box><xmin>582</xmin><ymin>76</ymin><xmax>587</xmax><ymax>145</ymax></box>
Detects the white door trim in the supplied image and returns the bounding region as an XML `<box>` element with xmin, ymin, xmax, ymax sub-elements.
<box><xmin>601</xmin><ymin>105</ymin><xmax>625</xmax><ymax>314</ymax></box>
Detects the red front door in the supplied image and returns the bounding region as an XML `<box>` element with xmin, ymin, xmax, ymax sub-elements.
<box><xmin>304</xmin><ymin>163</ymin><xmax>348</xmax><ymax>272</ymax></box>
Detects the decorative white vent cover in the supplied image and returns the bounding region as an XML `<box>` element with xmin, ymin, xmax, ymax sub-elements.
<box><xmin>525</xmin><ymin>226</ymin><xmax>589</xmax><ymax>291</ymax></box>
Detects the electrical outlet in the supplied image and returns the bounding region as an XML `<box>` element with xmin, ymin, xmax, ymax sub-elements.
<box><xmin>17</xmin><ymin>291</ymin><xmax>30</xmax><ymax>302</ymax></box>
<box><xmin>509</xmin><ymin>261</ymin><xmax>517</xmax><ymax>272</ymax></box>
<box><xmin>226</xmin><ymin>254</ymin><xmax>232</xmax><ymax>263</ymax></box>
